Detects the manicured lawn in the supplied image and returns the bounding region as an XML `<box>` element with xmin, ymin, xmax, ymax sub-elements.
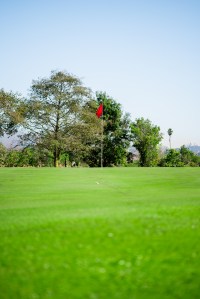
<box><xmin>0</xmin><ymin>167</ymin><xmax>200</xmax><ymax>299</ymax></box>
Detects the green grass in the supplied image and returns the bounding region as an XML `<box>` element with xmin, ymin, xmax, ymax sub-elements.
<box><xmin>0</xmin><ymin>167</ymin><xmax>200</xmax><ymax>299</ymax></box>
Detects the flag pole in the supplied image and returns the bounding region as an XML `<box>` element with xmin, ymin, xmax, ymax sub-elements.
<box><xmin>96</xmin><ymin>102</ymin><xmax>103</xmax><ymax>168</ymax></box>
<box><xmin>101</xmin><ymin>104</ymin><xmax>103</xmax><ymax>168</ymax></box>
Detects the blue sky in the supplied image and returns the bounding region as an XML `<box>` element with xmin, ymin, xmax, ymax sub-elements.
<box><xmin>1</xmin><ymin>0</ymin><xmax>200</xmax><ymax>147</ymax></box>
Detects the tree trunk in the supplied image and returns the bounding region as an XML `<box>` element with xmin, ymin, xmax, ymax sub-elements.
<box><xmin>53</xmin><ymin>147</ymin><xmax>59</xmax><ymax>167</ymax></box>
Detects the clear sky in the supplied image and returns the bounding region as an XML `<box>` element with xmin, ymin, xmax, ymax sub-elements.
<box><xmin>1</xmin><ymin>0</ymin><xmax>200</xmax><ymax>148</ymax></box>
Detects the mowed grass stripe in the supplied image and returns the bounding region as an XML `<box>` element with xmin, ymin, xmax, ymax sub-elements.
<box><xmin>0</xmin><ymin>168</ymin><xmax>200</xmax><ymax>299</ymax></box>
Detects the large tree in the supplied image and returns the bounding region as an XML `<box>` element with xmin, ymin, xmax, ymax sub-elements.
<box><xmin>167</xmin><ymin>128</ymin><xmax>173</xmax><ymax>149</ymax></box>
<box><xmin>131</xmin><ymin>118</ymin><xmax>163</xmax><ymax>166</ymax></box>
<box><xmin>0</xmin><ymin>89</ymin><xmax>25</xmax><ymax>136</ymax></box>
<box><xmin>86</xmin><ymin>92</ymin><xmax>131</xmax><ymax>167</ymax></box>
<box><xmin>23</xmin><ymin>71</ymin><xmax>101</xmax><ymax>167</ymax></box>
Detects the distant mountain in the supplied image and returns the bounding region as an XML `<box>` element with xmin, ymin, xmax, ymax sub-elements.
<box><xmin>186</xmin><ymin>145</ymin><xmax>200</xmax><ymax>155</ymax></box>
<box><xmin>0</xmin><ymin>135</ymin><xmax>19</xmax><ymax>148</ymax></box>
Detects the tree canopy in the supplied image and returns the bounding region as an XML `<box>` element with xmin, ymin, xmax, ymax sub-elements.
<box><xmin>131</xmin><ymin>118</ymin><xmax>163</xmax><ymax>166</ymax></box>
<box><xmin>22</xmin><ymin>71</ymin><xmax>101</xmax><ymax>167</ymax></box>
<box><xmin>0</xmin><ymin>89</ymin><xmax>25</xmax><ymax>136</ymax></box>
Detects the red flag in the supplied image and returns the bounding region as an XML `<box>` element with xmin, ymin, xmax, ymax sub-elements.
<box><xmin>96</xmin><ymin>103</ymin><xmax>103</xmax><ymax>118</ymax></box>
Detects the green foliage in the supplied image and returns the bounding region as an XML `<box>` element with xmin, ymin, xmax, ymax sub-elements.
<box><xmin>167</xmin><ymin>128</ymin><xmax>173</xmax><ymax>136</ymax></box>
<box><xmin>0</xmin><ymin>89</ymin><xmax>25</xmax><ymax>136</ymax></box>
<box><xmin>4</xmin><ymin>149</ymin><xmax>21</xmax><ymax>167</ymax></box>
<box><xmin>0</xmin><ymin>146</ymin><xmax>54</xmax><ymax>167</ymax></box>
<box><xmin>159</xmin><ymin>146</ymin><xmax>200</xmax><ymax>167</ymax></box>
<box><xmin>131</xmin><ymin>118</ymin><xmax>163</xmax><ymax>166</ymax></box>
<box><xmin>0</xmin><ymin>168</ymin><xmax>200</xmax><ymax>299</ymax></box>
<box><xmin>180</xmin><ymin>145</ymin><xmax>200</xmax><ymax>166</ymax></box>
<box><xmin>0</xmin><ymin>143</ymin><xmax>7</xmax><ymax>166</ymax></box>
<box><xmin>159</xmin><ymin>149</ymin><xmax>184</xmax><ymax>167</ymax></box>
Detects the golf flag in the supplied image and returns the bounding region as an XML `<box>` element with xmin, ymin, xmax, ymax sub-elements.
<box><xmin>96</xmin><ymin>103</ymin><xmax>103</xmax><ymax>118</ymax></box>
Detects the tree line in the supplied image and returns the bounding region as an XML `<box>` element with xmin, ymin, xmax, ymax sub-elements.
<box><xmin>0</xmin><ymin>70</ymin><xmax>200</xmax><ymax>167</ymax></box>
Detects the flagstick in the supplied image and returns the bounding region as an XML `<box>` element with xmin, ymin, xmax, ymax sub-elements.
<box><xmin>101</xmin><ymin>106</ymin><xmax>103</xmax><ymax>168</ymax></box>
